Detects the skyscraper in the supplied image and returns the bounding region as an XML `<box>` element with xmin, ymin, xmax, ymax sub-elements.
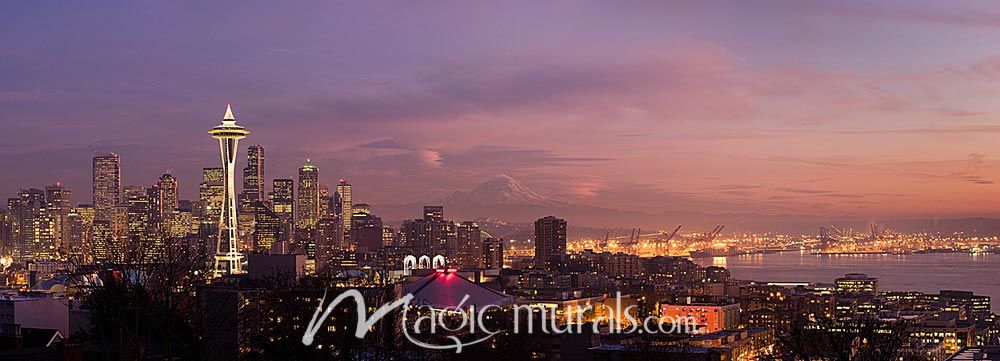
<box><xmin>454</xmin><ymin>221</ymin><xmax>482</xmax><ymax>268</ymax></box>
<box><xmin>157</xmin><ymin>173</ymin><xmax>178</xmax><ymax>215</ymax></box>
<box><xmin>315</xmin><ymin>213</ymin><xmax>341</xmax><ymax>275</ymax></box>
<box><xmin>209</xmin><ymin>104</ymin><xmax>250</xmax><ymax>276</ymax></box>
<box><xmin>423</xmin><ymin>206</ymin><xmax>444</xmax><ymax>222</ymax></box>
<box><xmin>253</xmin><ymin>202</ymin><xmax>281</xmax><ymax>253</ymax></box>
<box><xmin>69</xmin><ymin>204</ymin><xmax>94</xmax><ymax>258</ymax></box>
<box><xmin>15</xmin><ymin>189</ymin><xmax>54</xmax><ymax>261</ymax></box>
<box><xmin>483</xmin><ymin>238</ymin><xmax>504</xmax><ymax>269</ymax></box>
<box><xmin>240</xmin><ymin>145</ymin><xmax>264</xmax><ymax>213</ymax></box>
<box><xmin>401</xmin><ymin>206</ymin><xmax>454</xmax><ymax>257</ymax></box>
<box><xmin>92</xmin><ymin>153</ymin><xmax>121</xmax><ymax>221</ymax></box>
<box><xmin>351</xmin><ymin>206</ymin><xmax>383</xmax><ymax>253</ymax></box>
<box><xmin>534</xmin><ymin>216</ymin><xmax>567</xmax><ymax>271</ymax></box>
<box><xmin>296</xmin><ymin>160</ymin><xmax>319</xmax><ymax>230</ymax></box>
<box><xmin>199</xmin><ymin>167</ymin><xmax>224</xmax><ymax>224</ymax></box>
<box><xmin>44</xmin><ymin>183</ymin><xmax>71</xmax><ymax>252</ymax></box>
<box><xmin>125</xmin><ymin>187</ymin><xmax>158</xmax><ymax>260</ymax></box>
<box><xmin>336</xmin><ymin>179</ymin><xmax>352</xmax><ymax>235</ymax></box>
<box><xmin>270</xmin><ymin>178</ymin><xmax>294</xmax><ymax>241</ymax></box>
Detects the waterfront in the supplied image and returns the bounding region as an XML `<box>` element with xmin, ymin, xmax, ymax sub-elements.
<box><xmin>695</xmin><ymin>251</ymin><xmax>1000</xmax><ymax>309</ymax></box>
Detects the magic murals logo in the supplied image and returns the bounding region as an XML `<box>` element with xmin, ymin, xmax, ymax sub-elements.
<box><xmin>302</xmin><ymin>288</ymin><xmax>698</xmax><ymax>353</ymax></box>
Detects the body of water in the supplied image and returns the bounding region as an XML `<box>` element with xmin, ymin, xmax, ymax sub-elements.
<box><xmin>694</xmin><ymin>251</ymin><xmax>1000</xmax><ymax>309</ymax></box>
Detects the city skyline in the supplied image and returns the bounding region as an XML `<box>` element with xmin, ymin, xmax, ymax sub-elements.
<box><xmin>4</xmin><ymin>2</ymin><xmax>1000</xmax><ymax>219</ymax></box>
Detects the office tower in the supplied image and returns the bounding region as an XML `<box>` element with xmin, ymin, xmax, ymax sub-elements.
<box><xmin>110</xmin><ymin>204</ymin><xmax>129</xmax><ymax>247</ymax></box>
<box><xmin>270</xmin><ymin>178</ymin><xmax>294</xmax><ymax>241</ymax></box>
<box><xmin>454</xmin><ymin>221</ymin><xmax>482</xmax><ymax>268</ymax></box>
<box><xmin>209</xmin><ymin>104</ymin><xmax>250</xmax><ymax>276</ymax></box>
<box><xmin>5</xmin><ymin>199</ymin><xmax>20</xmax><ymax>258</ymax></box>
<box><xmin>400</xmin><ymin>219</ymin><xmax>431</xmax><ymax>254</ymax></box>
<box><xmin>353</xmin><ymin>203</ymin><xmax>371</xmax><ymax>215</ymax></box>
<box><xmin>296</xmin><ymin>160</ymin><xmax>319</xmax><ymax>230</ymax></box>
<box><xmin>157</xmin><ymin>173</ymin><xmax>178</xmax><ymax>215</ymax></box>
<box><xmin>534</xmin><ymin>216</ymin><xmax>567</xmax><ymax>271</ymax></box>
<box><xmin>318</xmin><ymin>185</ymin><xmax>330</xmax><ymax>218</ymax></box>
<box><xmin>240</xmin><ymin>145</ymin><xmax>264</xmax><ymax>213</ymax></box>
<box><xmin>399</xmin><ymin>206</ymin><xmax>454</xmax><ymax>257</ymax></box>
<box><xmin>92</xmin><ymin>220</ymin><xmax>113</xmax><ymax>262</ymax></box>
<box><xmin>125</xmin><ymin>188</ymin><xmax>158</xmax><ymax>259</ymax></box>
<box><xmin>351</xmin><ymin>207</ymin><xmax>383</xmax><ymax>253</ymax></box>
<box><xmin>199</xmin><ymin>167</ymin><xmax>224</xmax><ymax>224</ymax></box>
<box><xmin>44</xmin><ymin>183</ymin><xmax>71</xmax><ymax>252</ymax></box>
<box><xmin>67</xmin><ymin>205</ymin><xmax>93</xmax><ymax>257</ymax></box>
<box><xmin>92</xmin><ymin>153</ymin><xmax>121</xmax><ymax>221</ymax></box>
<box><xmin>429</xmin><ymin>220</ymin><xmax>456</xmax><ymax>259</ymax></box>
<box><xmin>253</xmin><ymin>202</ymin><xmax>281</xmax><ymax>253</ymax></box>
<box><xmin>381</xmin><ymin>226</ymin><xmax>396</xmax><ymax>247</ymax></box>
<box><xmin>0</xmin><ymin>210</ymin><xmax>11</xmax><ymax>257</ymax></box>
<box><xmin>336</xmin><ymin>179</ymin><xmax>352</xmax><ymax>234</ymax></box>
<box><xmin>145</xmin><ymin>185</ymin><xmax>162</xmax><ymax>222</ymax></box>
<box><xmin>164</xmin><ymin>201</ymin><xmax>194</xmax><ymax>239</ymax></box>
<box><xmin>61</xmin><ymin>208</ymin><xmax>88</xmax><ymax>256</ymax></box>
<box><xmin>15</xmin><ymin>189</ymin><xmax>54</xmax><ymax>261</ymax></box>
<box><xmin>483</xmin><ymin>238</ymin><xmax>504</xmax><ymax>269</ymax></box>
<box><xmin>423</xmin><ymin>206</ymin><xmax>444</xmax><ymax>222</ymax></box>
<box><xmin>315</xmin><ymin>214</ymin><xmax>341</xmax><ymax>275</ymax></box>
<box><xmin>414</xmin><ymin>205</ymin><xmax>454</xmax><ymax>258</ymax></box>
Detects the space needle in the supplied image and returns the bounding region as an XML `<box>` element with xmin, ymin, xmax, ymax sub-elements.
<box><xmin>209</xmin><ymin>104</ymin><xmax>250</xmax><ymax>276</ymax></box>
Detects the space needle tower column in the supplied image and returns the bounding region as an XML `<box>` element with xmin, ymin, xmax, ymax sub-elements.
<box><xmin>209</xmin><ymin>105</ymin><xmax>250</xmax><ymax>276</ymax></box>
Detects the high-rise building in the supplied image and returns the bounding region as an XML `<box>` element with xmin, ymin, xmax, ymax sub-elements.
<box><xmin>430</xmin><ymin>220</ymin><xmax>456</xmax><ymax>259</ymax></box>
<box><xmin>70</xmin><ymin>204</ymin><xmax>94</xmax><ymax>258</ymax></box>
<box><xmin>314</xmin><ymin>214</ymin><xmax>341</xmax><ymax>275</ymax></box>
<box><xmin>534</xmin><ymin>216</ymin><xmax>567</xmax><ymax>271</ymax></box>
<box><xmin>0</xmin><ymin>210</ymin><xmax>13</xmax><ymax>258</ymax></box>
<box><xmin>15</xmin><ymin>189</ymin><xmax>55</xmax><ymax>261</ymax></box>
<box><xmin>44</xmin><ymin>183</ymin><xmax>71</xmax><ymax>252</ymax></box>
<box><xmin>125</xmin><ymin>188</ymin><xmax>159</xmax><ymax>260</ymax></box>
<box><xmin>483</xmin><ymin>238</ymin><xmax>504</xmax><ymax>269</ymax></box>
<box><xmin>163</xmin><ymin>201</ymin><xmax>194</xmax><ymax>239</ymax></box>
<box><xmin>157</xmin><ymin>173</ymin><xmax>178</xmax><ymax>216</ymax></box>
<box><xmin>91</xmin><ymin>219</ymin><xmax>113</xmax><ymax>263</ymax></box>
<box><xmin>381</xmin><ymin>226</ymin><xmax>396</xmax><ymax>247</ymax></box>
<box><xmin>318</xmin><ymin>185</ymin><xmax>331</xmax><ymax>218</ymax></box>
<box><xmin>199</xmin><ymin>167</ymin><xmax>224</xmax><ymax>224</ymax></box>
<box><xmin>454</xmin><ymin>221</ymin><xmax>482</xmax><ymax>268</ymax></box>
<box><xmin>351</xmin><ymin>207</ymin><xmax>383</xmax><ymax>253</ymax></box>
<box><xmin>240</xmin><ymin>145</ymin><xmax>264</xmax><ymax>213</ymax></box>
<box><xmin>296</xmin><ymin>160</ymin><xmax>319</xmax><ymax>230</ymax></box>
<box><xmin>92</xmin><ymin>153</ymin><xmax>121</xmax><ymax>221</ymax></box>
<box><xmin>110</xmin><ymin>203</ymin><xmax>129</xmax><ymax>249</ymax></box>
<box><xmin>336</xmin><ymin>179</ymin><xmax>352</xmax><ymax>235</ymax></box>
<box><xmin>270</xmin><ymin>178</ymin><xmax>294</xmax><ymax>241</ymax></box>
<box><xmin>418</xmin><ymin>205</ymin><xmax>454</xmax><ymax>257</ymax></box>
<box><xmin>423</xmin><ymin>206</ymin><xmax>444</xmax><ymax>222</ymax></box>
<box><xmin>209</xmin><ymin>104</ymin><xmax>250</xmax><ymax>276</ymax></box>
<box><xmin>400</xmin><ymin>219</ymin><xmax>431</xmax><ymax>255</ymax></box>
<box><xmin>3</xmin><ymin>199</ymin><xmax>19</xmax><ymax>258</ymax></box>
<box><xmin>253</xmin><ymin>202</ymin><xmax>281</xmax><ymax>253</ymax></box>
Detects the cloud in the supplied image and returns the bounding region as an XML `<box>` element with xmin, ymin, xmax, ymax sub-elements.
<box><xmin>779</xmin><ymin>1</ymin><xmax>1000</xmax><ymax>29</ymax></box>
<box><xmin>416</xmin><ymin>149</ymin><xmax>443</xmax><ymax>168</ymax></box>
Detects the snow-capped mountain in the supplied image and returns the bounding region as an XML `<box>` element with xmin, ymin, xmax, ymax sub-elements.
<box><xmin>442</xmin><ymin>174</ymin><xmax>556</xmax><ymax>205</ymax></box>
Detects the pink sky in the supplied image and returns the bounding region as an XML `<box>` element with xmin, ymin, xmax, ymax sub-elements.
<box><xmin>3</xmin><ymin>1</ymin><xmax>1000</xmax><ymax>218</ymax></box>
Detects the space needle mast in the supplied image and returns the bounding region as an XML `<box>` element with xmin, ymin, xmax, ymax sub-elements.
<box><xmin>209</xmin><ymin>104</ymin><xmax>250</xmax><ymax>276</ymax></box>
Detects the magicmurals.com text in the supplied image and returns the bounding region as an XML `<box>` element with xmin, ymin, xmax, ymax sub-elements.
<box><xmin>301</xmin><ymin>289</ymin><xmax>699</xmax><ymax>353</ymax></box>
